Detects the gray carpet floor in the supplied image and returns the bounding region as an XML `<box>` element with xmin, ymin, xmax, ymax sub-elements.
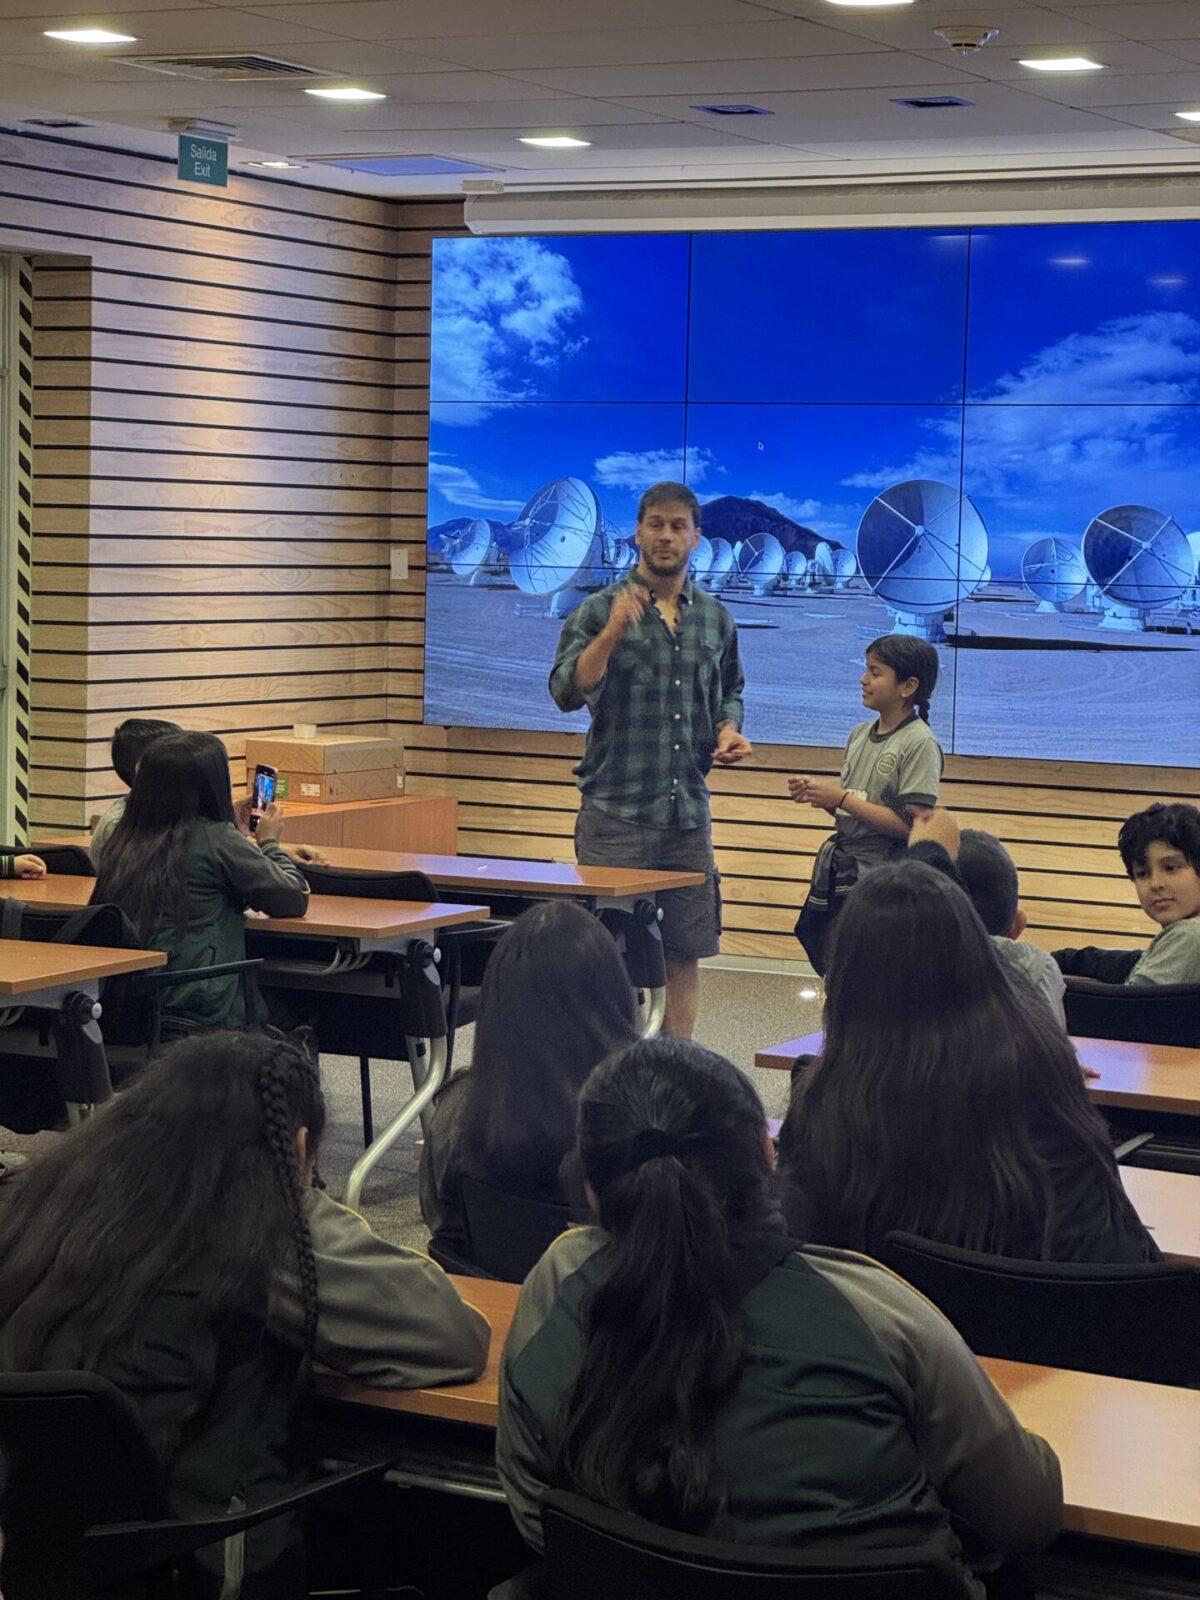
<box><xmin>0</xmin><ymin>967</ymin><xmax>823</xmax><ymax>1251</ymax></box>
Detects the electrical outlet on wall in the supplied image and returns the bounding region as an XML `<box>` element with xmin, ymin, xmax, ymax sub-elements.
<box><xmin>389</xmin><ymin>548</ymin><xmax>409</xmax><ymax>583</ymax></box>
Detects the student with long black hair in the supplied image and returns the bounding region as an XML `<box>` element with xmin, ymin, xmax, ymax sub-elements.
<box><xmin>779</xmin><ymin>860</ymin><xmax>1158</xmax><ymax>1264</ymax></box>
<box><xmin>498</xmin><ymin>1037</ymin><xmax>1062</xmax><ymax>1593</ymax></box>
<box><xmin>419</xmin><ymin>901</ymin><xmax>636</xmax><ymax>1257</ymax></box>
<box><xmin>93</xmin><ymin>729</ymin><xmax>309</xmax><ymax>1033</ymax></box>
<box><xmin>0</xmin><ymin>1030</ymin><xmax>488</xmax><ymax>1598</ymax></box>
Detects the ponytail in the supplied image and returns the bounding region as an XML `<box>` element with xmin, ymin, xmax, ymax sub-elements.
<box><xmin>555</xmin><ymin>1039</ymin><xmax>780</xmax><ymax>1533</ymax></box>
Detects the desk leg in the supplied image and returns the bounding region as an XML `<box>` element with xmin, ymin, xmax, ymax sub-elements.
<box><xmin>344</xmin><ymin>1033</ymin><xmax>448</xmax><ymax>1212</ymax></box>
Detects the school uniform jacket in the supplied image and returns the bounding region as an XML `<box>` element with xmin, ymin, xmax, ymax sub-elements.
<box><xmin>497</xmin><ymin>1229</ymin><xmax>1061</xmax><ymax>1598</ymax></box>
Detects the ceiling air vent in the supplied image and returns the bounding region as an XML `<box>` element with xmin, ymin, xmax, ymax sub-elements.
<box><xmin>117</xmin><ymin>53</ymin><xmax>328</xmax><ymax>80</ymax></box>
<box><xmin>891</xmin><ymin>95</ymin><xmax>975</xmax><ymax>109</ymax></box>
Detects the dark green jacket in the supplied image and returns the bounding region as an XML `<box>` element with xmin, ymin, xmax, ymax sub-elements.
<box><xmin>498</xmin><ymin>1230</ymin><xmax>1062</xmax><ymax>1596</ymax></box>
<box><xmin>148</xmin><ymin>821</ymin><xmax>309</xmax><ymax>1030</ymax></box>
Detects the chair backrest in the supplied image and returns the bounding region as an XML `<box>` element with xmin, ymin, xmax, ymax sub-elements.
<box><xmin>298</xmin><ymin>864</ymin><xmax>439</xmax><ymax>903</ymax></box>
<box><xmin>0</xmin><ymin>1370</ymin><xmax>171</xmax><ymax>1599</ymax></box>
<box><xmin>883</xmin><ymin>1231</ymin><xmax>1200</xmax><ymax>1385</ymax></box>
<box><xmin>31</xmin><ymin>845</ymin><xmax>97</xmax><ymax>878</ymax></box>
<box><xmin>540</xmin><ymin>1490</ymin><xmax>972</xmax><ymax>1599</ymax></box>
<box><xmin>1062</xmin><ymin>976</ymin><xmax>1200</xmax><ymax>1047</ymax></box>
<box><xmin>460</xmin><ymin>1175</ymin><xmax>576</xmax><ymax>1282</ymax></box>
<box><xmin>0</xmin><ymin>899</ymin><xmax>139</xmax><ymax>950</ymax></box>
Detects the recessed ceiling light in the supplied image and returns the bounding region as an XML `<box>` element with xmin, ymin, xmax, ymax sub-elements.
<box><xmin>1018</xmin><ymin>56</ymin><xmax>1104</xmax><ymax>72</ymax></box>
<box><xmin>519</xmin><ymin>135</ymin><xmax>591</xmax><ymax>148</ymax></box>
<box><xmin>304</xmin><ymin>86</ymin><xmax>386</xmax><ymax>101</ymax></box>
<box><xmin>1175</xmin><ymin>110</ymin><xmax>1200</xmax><ymax>122</ymax></box>
<box><xmin>824</xmin><ymin>1</ymin><xmax>914</xmax><ymax>6</ymax></box>
<box><xmin>44</xmin><ymin>26</ymin><xmax>137</xmax><ymax>43</ymax></box>
<box><xmin>247</xmin><ymin>159</ymin><xmax>305</xmax><ymax>169</ymax></box>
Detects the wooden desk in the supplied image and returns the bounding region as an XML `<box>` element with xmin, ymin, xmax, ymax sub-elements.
<box><xmin>1120</xmin><ymin>1167</ymin><xmax>1200</xmax><ymax>1267</ymax></box>
<box><xmin>0</xmin><ymin>940</ymin><xmax>165</xmax><ymax>1000</ymax></box>
<box><xmin>754</xmin><ymin>1033</ymin><xmax>1200</xmax><ymax>1118</ymax></box>
<box><xmin>316</xmin><ymin>1276</ymin><xmax>1200</xmax><ymax>1556</ymax></box>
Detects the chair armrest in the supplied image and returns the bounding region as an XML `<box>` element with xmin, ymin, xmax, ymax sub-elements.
<box><xmin>84</xmin><ymin>1458</ymin><xmax>390</xmax><ymax>1585</ymax></box>
<box><xmin>438</xmin><ymin>920</ymin><xmax>510</xmax><ymax>945</ymax></box>
<box><xmin>132</xmin><ymin>958</ymin><xmax>264</xmax><ymax>987</ymax></box>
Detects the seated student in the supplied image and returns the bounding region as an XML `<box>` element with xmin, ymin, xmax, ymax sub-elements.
<box><xmin>908</xmin><ymin>815</ymin><xmax>1067</xmax><ymax>1026</ymax></box>
<box><xmin>92</xmin><ymin>730</ymin><xmax>310</xmax><ymax>1034</ymax></box>
<box><xmin>90</xmin><ymin>716</ymin><xmax>181</xmax><ymax>865</ymax></box>
<box><xmin>0</xmin><ymin>1029</ymin><xmax>488</xmax><ymax>1598</ymax></box>
<box><xmin>498</xmin><ymin>1036</ymin><xmax>1062</xmax><ymax>1594</ymax></box>
<box><xmin>778</xmin><ymin>862</ymin><xmax>1158</xmax><ymax>1265</ymax></box>
<box><xmin>1056</xmin><ymin>802</ymin><xmax>1200</xmax><ymax>988</ymax></box>
<box><xmin>419</xmin><ymin>901</ymin><xmax>636</xmax><ymax>1259</ymax></box>
<box><xmin>0</xmin><ymin>851</ymin><xmax>45</xmax><ymax>880</ymax></box>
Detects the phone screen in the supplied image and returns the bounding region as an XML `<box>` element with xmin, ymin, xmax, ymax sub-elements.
<box><xmin>250</xmin><ymin>765</ymin><xmax>276</xmax><ymax>831</ymax></box>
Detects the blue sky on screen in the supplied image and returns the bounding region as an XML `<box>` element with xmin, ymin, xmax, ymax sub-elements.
<box><xmin>687</xmin><ymin>230</ymin><xmax>969</xmax><ymax>404</ymax></box>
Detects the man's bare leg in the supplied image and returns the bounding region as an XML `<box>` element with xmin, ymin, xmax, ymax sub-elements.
<box><xmin>663</xmin><ymin>957</ymin><xmax>701</xmax><ymax>1040</ymax></box>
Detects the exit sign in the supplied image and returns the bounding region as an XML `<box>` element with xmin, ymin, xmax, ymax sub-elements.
<box><xmin>177</xmin><ymin>135</ymin><xmax>228</xmax><ymax>187</ymax></box>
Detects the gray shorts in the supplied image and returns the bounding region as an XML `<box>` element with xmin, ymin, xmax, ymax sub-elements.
<box><xmin>574</xmin><ymin>801</ymin><xmax>721</xmax><ymax>963</ymax></box>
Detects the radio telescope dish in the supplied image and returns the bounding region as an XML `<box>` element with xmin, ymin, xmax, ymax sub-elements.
<box><xmin>510</xmin><ymin>477</ymin><xmax>602</xmax><ymax>597</ymax></box>
<box><xmin>690</xmin><ymin>535</ymin><xmax>714</xmax><ymax>583</ymax></box>
<box><xmin>831</xmin><ymin>548</ymin><xmax>858</xmax><ymax>590</ymax></box>
<box><xmin>1021</xmin><ymin>537</ymin><xmax>1086</xmax><ymax>613</ymax></box>
<box><xmin>810</xmin><ymin>543</ymin><xmax>836</xmax><ymax>591</ymax></box>
<box><xmin>784</xmin><ymin>550</ymin><xmax>810</xmax><ymax>592</ymax></box>
<box><xmin>856</xmin><ymin>478</ymin><xmax>988</xmax><ymax>641</ymax></box>
<box><xmin>1082</xmin><ymin>504</ymin><xmax>1192</xmax><ymax>631</ymax></box>
<box><xmin>737</xmin><ymin>531</ymin><xmax>785</xmax><ymax>597</ymax></box>
<box><xmin>1184</xmin><ymin>532</ymin><xmax>1200</xmax><ymax>608</ymax></box>
<box><xmin>704</xmin><ymin>537</ymin><xmax>735</xmax><ymax>591</ymax></box>
<box><xmin>447</xmin><ymin>518</ymin><xmax>495</xmax><ymax>578</ymax></box>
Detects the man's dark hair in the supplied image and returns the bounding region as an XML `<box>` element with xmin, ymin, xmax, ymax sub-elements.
<box><xmin>636</xmin><ymin>481</ymin><xmax>701</xmax><ymax>526</ymax></box>
<box><xmin>110</xmin><ymin>718</ymin><xmax>181</xmax><ymax>787</ymax></box>
<box><xmin>957</xmin><ymin>829</ymin><xmax>1020</xmax><ymax>936</ymax></box>
<box><xmin>1118</xmin><ymin>802</ymin><xmax>1200</xmax><ymax>877</ymax></box>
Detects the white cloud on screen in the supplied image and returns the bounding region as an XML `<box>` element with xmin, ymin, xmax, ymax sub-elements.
<box><xmin>427</xmin><ymin>458</ymin><xmax>524</xmax><ymax>514</ymax></box>
<box><xmin>743</xmin><ymin>490</ymin><xmax>821</xmax><ymax>522</ymax></box>
<box><xmin>593</xmin><ymin>445</ymin><xmax>715</xmax><ymax>490</ymax></box>
<box><xmin>840</xmin><ymin>312</ymin><xmax>1200</xmax><ymax>520</ymax></box>
<box><xmin>431</xmin><ymin>238</ymin><xmax>585</xmax><ymax>425</ymax></box>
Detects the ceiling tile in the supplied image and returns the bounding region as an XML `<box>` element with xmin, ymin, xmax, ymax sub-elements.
<box><xmin>758</xmin><ymin>0</ymin><xmax>1117</xmax><ymax>52</ymax></box>
<box><xmin>338</xmin><ymin>98</ymin><xmax>669</xmax><ymax>133</ymax></box>
<box><xmin>1050</xmin><ymin>2</ymin><xmax>1200</xmax><ymax>40</ymax></box>
<box><xmin>506</xmin><ymin>51</ymin><xmax>980</xmax><ymax>100</ymax></box>
<box><xmin>236</xmin><ymin>0</ymin><xmax>773</xmax><ymax>41</ymax></box>
<box><xmin>961</xmin><ymin>37</ymin><xmax>1200</xmax><ymax>78</ymax></box>
<box><xmin>1012</xmin><ymin>69</ymin><xmax>1200</xmax><ymax>106</ymax></box>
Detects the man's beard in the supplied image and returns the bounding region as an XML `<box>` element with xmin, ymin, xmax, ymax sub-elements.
<box><xmin>643</xmin><ymin>551</ymin><xmax>689</xmax><ymax>578</ymax></box>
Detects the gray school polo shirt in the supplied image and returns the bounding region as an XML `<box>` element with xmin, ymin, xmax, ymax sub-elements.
<box><xmin>835</xmin><ymin>715</ymin><xmax>944</xmax><ymax>870</ymax></box>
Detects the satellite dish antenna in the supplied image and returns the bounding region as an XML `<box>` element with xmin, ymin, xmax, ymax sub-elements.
<box><xmin>705</xmin><ymin>537</ymin><xmax>735</xmax><ymax>591</ymax></box>
<box><xmin>447</xmin><ymin>518</ymin><xmax>496</xmax><ymax>579</ymax></box>
<box><xmin>690</xmin><ymin>535</ymin><xmax>714</xmax><ymax>583</ymax></box>
<box><xmin>785</xmin><ymin>550</ymin><xmax>810</xmax><ymax>592</ymax></box>
<box><xmin>810</xmin><ymin>543</ymin><xmax>836</xmax><ymax>591</ymax></box>
<box><xmin>510</xmin><ymin>477</ymin><xmax>602</xmax><ymax>596</ymax></box>
<box><xmin>831</xmin><ymin>548</ymin><xmax>859</xmax><ymax>590</ymax></box>
<box><xmin>1081</xmin><ymin>504</ymin><xmax>1192</xmax><ymax>631</ymax></box>
<box><xmin>1021</xmin><ymin>537</ymin><xmax>1086</xmax><ymax>613</ymax></box>
<box><xmin>737</xmin><ymin>531</ymin><xmax>785</xmax><ymax>597</ymax></box>
<box><xmin>856</xmin><ymin>478</ymin><xmax>988</xmax><ymax>641</ymax></box>
<box><xmin>1184</xmin><ymin>532</ymin><xmax>1200</xmax><ymax>609</ymax></box>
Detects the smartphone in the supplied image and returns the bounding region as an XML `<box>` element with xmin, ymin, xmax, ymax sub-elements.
<box><xmin>250</xmin><ymin>763</ymin><xmax>277</xmax><ymax>833</ymax></box>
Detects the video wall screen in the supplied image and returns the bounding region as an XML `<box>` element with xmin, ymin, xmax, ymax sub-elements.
<box><xmin>424</xmin><ymin>224</ymin><xmax>1200</xmax><ymax>766</ymax></box>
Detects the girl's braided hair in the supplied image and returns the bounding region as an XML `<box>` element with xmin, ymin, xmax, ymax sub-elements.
<box><xmin>257</xmin><ymin>1029</ymin><xmax>324</xmax><ymax>1365</ymax></box>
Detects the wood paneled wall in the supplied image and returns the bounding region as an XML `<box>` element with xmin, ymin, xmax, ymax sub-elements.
<box><xmin>5</xmin><ymin>133</ymin><xmax>1194</xmax><ymax>958</ymax></box>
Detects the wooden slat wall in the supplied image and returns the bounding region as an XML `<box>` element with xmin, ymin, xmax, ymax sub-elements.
<box><xmin>0</xmin><ymin>129</ymin><xmax>458</xmax><ymax>829</ymax></box>
<box><xmin>5</xmin><ymin>137</ymin><xmax>1195</xmax><ymax>957</ymax></box>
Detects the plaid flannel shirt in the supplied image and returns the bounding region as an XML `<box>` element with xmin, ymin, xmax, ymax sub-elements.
<box><xmin>549</xmin><ymin>579</ymin><xmax>745</xmax><ymax>830</ymax></box>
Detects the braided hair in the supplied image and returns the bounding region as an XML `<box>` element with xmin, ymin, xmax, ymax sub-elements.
<box><xmin>257</xmin><ymin>1034</ymin><xmax>323</xmax><ymax>1366</ymax></box>
<box><xmin>865</xmin><ymin>634</ymin><xmax>939</xmax><ymax>723</ymax></box>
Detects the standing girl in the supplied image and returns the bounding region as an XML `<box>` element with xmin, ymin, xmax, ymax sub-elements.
<box><xmin>790</xmin><ymin>633</ymin><xmax>942</xmax><ymax>974</ymax></box>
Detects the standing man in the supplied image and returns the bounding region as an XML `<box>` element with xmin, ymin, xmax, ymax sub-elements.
<box><xmin>549</xmin><ymin>481</ymin><xmax>752</xmax><ymax>1039</ymax></box>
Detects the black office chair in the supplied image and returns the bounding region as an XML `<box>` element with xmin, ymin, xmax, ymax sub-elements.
<box><xmin>598</xmin><ymin>898</ymin><xmax>666</xmax><ymax>1029</ymax></box>
<box><xmin>1062</xmin><ymin>975</ymin><xmax>1200</xmax><ymax>1047</ymax></box>
<box><xmin>0</xmin><ymin>843</ymin><xmax>96</xmax><ymax>877</ymax></box>
<box><xmin>528</xmin><ymin>1489</ymin><xmax>973</xmax><ymax>1599</ymax></box>
<box><xmin>882</xmin><ymin>1231</ymin><xmax>1200</xmax><ymax>1385</ymax></box>
<box><xmin>0</xmin><ymin>1370</ymin><xmax>388</xmax><ymax>1600</ymax></box>
<box><xmin>257</xmin><ymin>864</ymin><xmax>505</xmax><ymax>1146</ymax></box>
<box><xmin>456</xmin><ymin>1175</ymin><xmax>576</xmax><ymax>1282</ymax></box>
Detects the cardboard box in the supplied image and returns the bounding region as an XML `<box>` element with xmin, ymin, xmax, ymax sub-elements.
<box><xmin>244</xmin><ymin>734</ymin><xmax>405</xmax><ymax>777</ymax></box>
<box><xmin>274</xmin><ymin>768</ymin><xmax>406</xmax><ymax>804</ymax></box>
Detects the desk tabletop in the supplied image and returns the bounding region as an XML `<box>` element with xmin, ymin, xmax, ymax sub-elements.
<box><xmin>286</xmin><ymin>846</ymin><xmax>704</xmax><ymax>900</ymax></box>
<box><xmin>754</xmin><ymin>1032</ymin><xmax>1200</xmax><ymax>1116</ymax></box>
<box><xmin>316</xmin><ymin>1274</ymin><xmax>1200</xmax><ymax>1554</ymax></box>
<box><xmin>0</xmin><ymin>877</ymin><xmax>490</xmax><ymax>943</ymax></box>
<box><xmin>1120</xmin><ymin>1166</ymin><xmax>1200</xmax><ymax>1267</ymax></box>
<box><xmin>0</xmin><ymin>940</ymin><xmax>165</xmax><ymax>994</ymax></box>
